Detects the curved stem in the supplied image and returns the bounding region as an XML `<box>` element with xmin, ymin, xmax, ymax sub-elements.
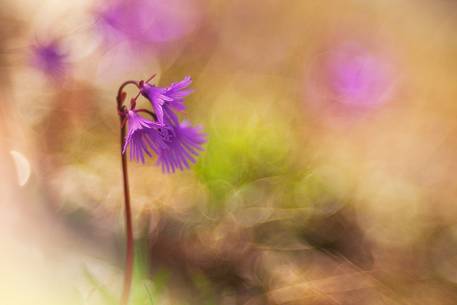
<box><xmin>120</xmin><ymin>120</ymin><xmax>134</xmax><ymax>305</ymax></box>
<box><xmin>117</xmin><ymin>80</ymin><xmax>139</xmax><ymax>109</ymax></box>
<box><xmin>117</xmin><ymin>83</ymin><xmax>137</xmax><ymax>305</ymax></box>
<box><xmin>135</xmin><ymin>109</ymin><xmax>157</xmax><ymax>121</ymax></box>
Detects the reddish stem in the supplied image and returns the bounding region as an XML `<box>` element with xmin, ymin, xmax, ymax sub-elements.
<box><xmin>116</xmin><ymin>80</ymin><xmax>139</xmax><ymax>305</ymax></box>
<box><xmin>135</xmin><ymin>108</ymin><xmax>158</xmax><ymax>121</ymax></box>
<box><xmin>119</xmin><ymin>117</ymin><xmax>133</xmax><ymax>305</ymax></box>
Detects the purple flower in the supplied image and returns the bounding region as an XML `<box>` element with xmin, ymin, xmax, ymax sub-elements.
<box><xmin>323</xmin><ymin>43</ymin><xmax>394</xmax><ymax>108</ymax></box>
<box><xmin>95</xmin><ymin>0</ymin><xmax>199</xmax><ymax>47</ymax></box>
<box><xmin>155</xmin><ymin>114</ymin><xmax>206</xmax><ymax>173</ymax></box>
<box><xmin>122</xmin><ymin>76</ymin><xmax>205</xmax><ymax>172</ymax></box>
<box><xmin>123</xmin><ymin>110</ymin><xmax>165</xmax><ymax>163</ymax></box>
<box><xmin>30</xmin><ymin>40</ymin><xmax>68</xmax><ymax>79</ymax></box>
<box><xmin>123</xmin><ymin>110</ymin><xmax>205</xmax><ymax>171</ymax></box>
<box><xmin>163</xmin><ymin>76</ymin><xmax>193</xmax><ymax>111</ymax></box>
<box><xmin>140</xmin><ymin>76</ymin><xmax>193</xmax><ymax>126</ymax></box>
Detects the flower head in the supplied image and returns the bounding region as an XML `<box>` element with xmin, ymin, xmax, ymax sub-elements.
<box><xmin>140</xmin><ymin>76</ymin><xmax>193</xmax><ymax>126</ymax></box>
<box><xmin>155</xmin><ymin>114</ymin><xmax>206</xmax><ymax>173</ymax></box>
<box><xmin>163</xmin><ymin>76</ymin><xmax>193</xmax><ymax>111</ymax></box>
<box><xmin>30</xmin><ymin>40</ymin><xmax>68</xmax><ymax>79</ymax></box>
<box><xmin>123</xmin><ymin>110</ymin><xmax>165</xmax><ymax>163</ymax></box>
<box><xmin>121</xmin><ymin>75</ymin><xmax>205</xmax><ymax>172</ymax></box>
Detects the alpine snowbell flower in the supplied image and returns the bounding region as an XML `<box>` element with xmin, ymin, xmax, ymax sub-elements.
<box><xmin>139</xmin><ymin>76</ymin><xmax>193</xmax><ymax>126</ymax></box>
<box><xmin>116</xmin><ymin>74</ymin><xmax>205</xmax><ymax>305</ymax></box>
<box><xmin>120</xmin><ymin>75</ymin><xmax>205</xmax><ymax>171</ymax></box>
<box><xmin>122</xmin><ymin>110</ymin><xmax>164</xmax><ymax>163</ymax></box>
<box><xmin>155</xmin><ymin>114</ymin><xmax>205</xmax><ymax>173</ymax></box>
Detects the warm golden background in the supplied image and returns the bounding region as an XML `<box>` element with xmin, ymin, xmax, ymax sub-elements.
<box><xmin>1</xmin><ymin>0</ymin><xmax>457</xmax><ymax>304</ymax></box>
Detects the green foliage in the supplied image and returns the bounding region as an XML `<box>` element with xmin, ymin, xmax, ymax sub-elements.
<box><xmin>195</xmin><ymin>123</ymin><xmax>292</xmax><ymax>209</ymax></box>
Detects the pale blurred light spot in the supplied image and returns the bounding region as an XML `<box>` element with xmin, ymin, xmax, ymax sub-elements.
<box><xmin>10</xmin><ymin>150</ymin><xmax>31</xmax><ymax>186</ymax></box>
<box><xmin>94</xmin><ymin>42</ymin><xmax>161</xmax><ymax>84</ymax></box>
<box><xmin>66</xmin><ymin>28</ymin><xmax>100</xmax><ymax>61</ymax></box>
<box><xmin>52</xmin><ymin>165</ymin><xmax>105</xmax><ymax>210</ymax></box>
<box><xmin>357</xmin><ymin>173</ymin><xmax>425</xmax><ymax>246</ymax></box>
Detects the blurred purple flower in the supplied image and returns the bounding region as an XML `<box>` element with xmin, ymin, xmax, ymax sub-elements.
<box><xmin>122</xmin><ymin>110</ymin><xmax>164</xmax><ymax>163</ymax></box>
<box><xmin>324</xmin><ymin>43</ymin><xmax>394</xmax><ymax>108</ymax></box>
<box><xmin>155</xmin><ymin>113</ymin><xmax>206</xmax><ymax>173</ymax></box>
<box><xmin>30</xmin><ymin>40</ymin><xmax>68</xmax><ymax>79</ymax></box>
<box><xmin>95</xmin><ymin>0</ymin><xmax>199</xmax><ymax>47</ymax></box>
<box><xmin>140</xmin><ymin>76</ymin><xmax>192</xmax><ymax>126</ymax></box>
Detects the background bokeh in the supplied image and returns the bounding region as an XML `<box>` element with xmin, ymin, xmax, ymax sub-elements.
<box><xmin>1</xmin><ymin>0</ymin><xmax>457</xmax><ymax>304</ymax></box>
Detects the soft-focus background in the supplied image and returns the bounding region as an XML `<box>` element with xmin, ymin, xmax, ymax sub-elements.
<box><xmin>2</xmin><ymin>0</ymin><xmax>457</xmax><ymax>304</ymax></box>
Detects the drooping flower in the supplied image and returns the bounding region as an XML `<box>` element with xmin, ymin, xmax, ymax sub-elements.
<box><xmin>122</xmin><ymin>76</ymin><xmax>205</xmax><ymax>172</ymax></box>
<box><xmin>163</xmin><ymin>76</ymin><xmax>193</xmax><ymax>112</ymax></box>
<box><xmin>123</xmin><ymin>110</ymin><xmax>206</xmax><ymax>171</ymax></box>
<box><xmin>123</xmin><ymin>110</ymin><xmax>165</xmax><ymax>163</ymax></box>
<box><xmin>138</xmin><ymin>85</ymin><xmax>170</xmax><ymax>127</ymax></box>
<box><xmin>140</xmin><ymin>76</ymin><xmax>193</xmax><ymax>126</ymax></box>
<box><xmin>30</xmin><ymin>39</ymin><xmax>68</xmax><ymax>79</ymax></box>
<box><xmin>155</xmin><ymin>113</ymin><xmax>206</xmax><ymax>173</ymax></box>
